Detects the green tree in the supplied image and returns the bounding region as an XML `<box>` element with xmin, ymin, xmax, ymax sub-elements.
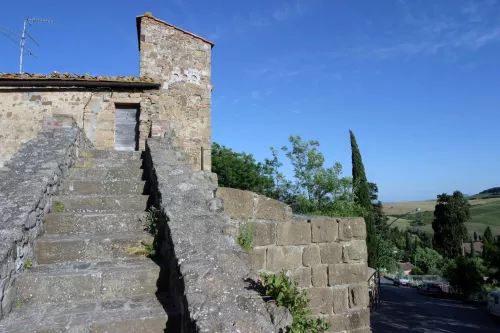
<box><xmin>410</xmin><ymin>266</ymin><xmax>424</xmax><ymax>275</ymax></box>
<box><xmin>413</xmin><ymin>247</ymin><xmax>444</xmax><ymax>275</ymax></box>
<box><xmin>370</xmin><ymin>183</ymin><xmax>389</xmax><ymax>234</ymax></box>
<box><xmin>443</xmin><ymin>256</ymin><xmax>486</xmax><ymax>300</ymax></box>
<box><xmin>211</xmin><ymin>142</ymin><xmax>274</xmax><ymax>195</ymax></box>
<box><xmin>484</xmin><ymin>226</ymin><xmax>493</xmax><ymax>244</ymax></box>
<box><xmin>263</xmin><ymin>147</ymin><xmax>291</xmax><ymax>201</ymax></box>
<box><xmin>377</xmin><ymin>235</ymin><xmax>401</xmax><ymax>273</ymax></box>
<box><xmin>349</xmin><ymin>130</ymin><xmax>371</xmax><ymax>208</ymax></box>
<box><xmin>406</xmin><ymin>232</ymin><xmax>412</xmax><ymax>252</ymax></box>
<box><xmin>349</xmin><ymin>130</ymin><xmax>377</xmax><ymax>268</ymax></box>
<box><xmin>278</xmin><ymin>135</ymin><xmax>357</xmax><ymax>216</ymax></box>
<box><xmin>432</xmin><ymin>191</ymin><xmax>470</xmax><ymax>259</ymax></box>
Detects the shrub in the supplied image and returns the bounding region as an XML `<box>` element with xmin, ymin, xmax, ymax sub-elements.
<box><xmin>260</xmin><ymin>270</ymin><xmax>331</xmax><ymax>333</ymax></box>
<box><xmin>237</xmin><ymin>222</ymin><xmax>254</xmax><ymax>251</ymax></box>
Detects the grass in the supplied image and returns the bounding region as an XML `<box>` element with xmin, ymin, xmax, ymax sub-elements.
<box><xmin>385</xmin><ymin>198</ymin><xmax>500</xmax><ymax>236</ymax></box>
<box><xmin>53</xmin><ymin>201</ymin><xmax>64</xmax><ymax>212</ymax></box>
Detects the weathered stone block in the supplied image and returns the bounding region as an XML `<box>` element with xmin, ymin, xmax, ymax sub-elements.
<box><xmin>277</xmin><ymin>222</ymin><xmax>311</xmax><ymax>245</ymax></box>
<box><xmin>322</xmin><ymin>308</ymin><xmax>370</xmax><ymax>332</ymax></box>
<box><xmin>251</xmin><ymin>221</ymin><xmax>276</xmax><ymax>246</ymax></box>
<box><xmin>250</xmin><ymin>246</ymin><xmax>266</xmax><ymax>271</ymax></box>
<box><xmin>311</xmin><ymin>265</ymin><xmax>327</xmax><ymax>287</ymax></box>
<box><xmin>328</xmin><ymin>263</ymin><xmax>366</xmax><ymax>286</ymax></box>
<box><xmin>290</xmin><ymin>267</ymin><xmax>311</xmax><ymax>288</ymax></box>
<box><xmin>307</xmin><ymin>287</ymin><xmax>333</xmax><ymax>315</ymax></box>
<box><xmin>343</xmin><ymin>240</ymin><xmax>368</xmax><ymax>263</ymax></box>
<box><xmin>338</xmin><ymin>218</ymin><xmax>366</xmax><ymax>241</ymax></box>
<box><xmin>320</xmin><ymin>243</ymin><xmax>342</xmax><ymax>264</ymax></box>
<box><xmin>266</xmin><ymin>246</ymin><xmax>303</xmax><ymax>271</ymax></box>
<box><xmin>332</xmin><ymin>286</ymin><xmax>349</xmax><ymax>314</ymax></box>
<box><xmin>216</xmin><ymin>187</ymin><xmax>254</xmax><ymax>220</ymax></box>
<box><xmin>303</xmin><ymin>245</ymin><xmax>320</xmax><ymax>266</ymax></box>
<box><xmin>311</xmin><ymin>218</ymin><xmax>338</xmax><ymax>243</ymax></box>
<box><xmin>349</xmin><ymin>283</ymin><xmax>369</xmax><ymax>309</ymax></box>
<box><xmin>255</xmin><ymin>195</ymin><xmax>291</xmax><ymax>222</ymax></box>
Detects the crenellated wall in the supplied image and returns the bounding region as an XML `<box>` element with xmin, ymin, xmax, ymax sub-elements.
<box><xmin>216</xmin><ymin>187</ymin><xmax>372</xmax><ymax>333</ymax></box>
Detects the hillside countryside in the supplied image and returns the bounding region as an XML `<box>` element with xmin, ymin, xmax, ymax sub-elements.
<box><xmin>384</xmin><ymin>188</ymin><xmax>500</xmax><ymax>235</ymax></box>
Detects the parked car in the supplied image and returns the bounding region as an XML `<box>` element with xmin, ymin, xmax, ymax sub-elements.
<box><xmin>393</xmin><ymin>275</ymin><xmax>410</xmax><ymax>287</ymax></box>
<box><xmin>487</xmin><ymin>291</ymin><xmax>500</xmax><ymax>317</ymax></box>
<box><xmin>417</xmin><ymin>282</ymin><xmax>443</xmax><ymax>296</ymax></box>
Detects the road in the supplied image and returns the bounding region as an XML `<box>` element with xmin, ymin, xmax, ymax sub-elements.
<box><xmin>371</xmin><ymin>278</ymin><xmax>500</xmax><ymax>332</ymax></box>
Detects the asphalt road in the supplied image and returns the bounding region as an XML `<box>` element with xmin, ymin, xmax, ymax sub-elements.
<box><xmin>371</xmin><ymin>278</ymin><xmax>500</xmax><ymax>332</ymax></box>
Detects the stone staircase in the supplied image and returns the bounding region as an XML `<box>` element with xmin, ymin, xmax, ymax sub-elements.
<box><xmin>0</xmin><ymin>150</ymin><xmax>174</xmax><ymax>332</ymax></box>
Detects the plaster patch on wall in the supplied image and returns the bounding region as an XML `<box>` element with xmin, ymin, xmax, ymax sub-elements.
<box><xmin>169</xmin><ymin>68</ymin><xmax>202</xmax><ymax>85</ymax></box>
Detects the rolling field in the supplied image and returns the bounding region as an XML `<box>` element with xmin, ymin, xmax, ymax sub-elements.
<box><xmin>384</xmin><ymin>197</ymin><xmax>500</xmax><ymax>235</ymax></box>
<box><xmin>383</xmin><ymin>197</ymin><xmax>500</xmax><ymax>215</ymax></box>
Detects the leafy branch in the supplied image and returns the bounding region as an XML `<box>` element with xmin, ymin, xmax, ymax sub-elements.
<box><xmin>260</xmin><ymin>270</ymin><xmax>331</xmax><ymax>333</ymax></box>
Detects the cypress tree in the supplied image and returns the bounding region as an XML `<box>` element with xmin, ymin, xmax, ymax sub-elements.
<box><xmin>349</xmin><ymin>130</ymin><xmax>376</xmax><ymax>267</ymax></box>
<box><xmin>349</xmin><ymin>130</ymin><xmax>371</xmax><ymax>208</ymax></box>
<box><xmin>484</xmin><ymin>226</ymin><xmax>493</xmax><ymax>244</ymax></box>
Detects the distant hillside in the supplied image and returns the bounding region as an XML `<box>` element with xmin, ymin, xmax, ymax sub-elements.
<box><xmin>384</xmin><ymin>188</ymin><xmax>500</xmax><ymax>236</ymax></box>
<box><xmin>467</xmin><ymin>187</ymin><xmax>500</xmax><ymax>200</ymax></box>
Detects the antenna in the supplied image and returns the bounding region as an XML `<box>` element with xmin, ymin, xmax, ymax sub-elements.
<box><xmin>0</xmin><ymin>18</ymin><xmax>54</xmax><ymax>73</ymax></box>
<box><xmin>19</xmin><ymin>18</ymin><xmax>54</xmax><ymax>73</ymax></box>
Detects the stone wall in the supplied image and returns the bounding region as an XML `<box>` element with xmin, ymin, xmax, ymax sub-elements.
<box><xmin>216</xmin><ymin>187</ymin><xmax>372</xmax><ymax>333</ymax></box>
<box><xmin>144</xmin><ymin>137</ymin><xmax>289</xmax><ymax>332</ymax></box>
<box><xmin>0</xmin><ymin>115</ymin><xmax>91</xmax><ymax>319</ymax></box>
<box><xmin>138</xmin><ymin>14</ymin><xmax>213</xmax><ymax>171</ymax></box>
<box><xmin>0</xmin><ymin>88</ymin><xmax>157</xmax><ymax>167</ymax></box>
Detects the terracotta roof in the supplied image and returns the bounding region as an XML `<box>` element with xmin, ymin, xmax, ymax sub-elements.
<box><xmin>136</xmin><ymin>12</ymin><xmax>214</xmax><ymax>48</ymax></box>
<box><xmin>0</xmin><ymin>72</ymin><xmax>157</xmax><ymax>83</ymax></box>
<box><xmin>463</xmin><ymin>242</ymin><xmax>483</xmax><ymax>254</ymax></box>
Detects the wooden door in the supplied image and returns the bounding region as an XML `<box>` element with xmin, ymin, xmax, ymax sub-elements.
<box><xmin>114</xmin><ymin>106</ymin><xmax>139</xmax><ymax>151</ymax></box>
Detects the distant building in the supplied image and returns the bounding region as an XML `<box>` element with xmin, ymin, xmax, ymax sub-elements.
<box><xmin>398</xmin><ymin>262</ymin><xmax>414</xmax><ymax>275</ymax></box>
<box><xmin>462</xmin><ymin>242</ymin><xmax>483</xmax><ymax>255</ymax></box>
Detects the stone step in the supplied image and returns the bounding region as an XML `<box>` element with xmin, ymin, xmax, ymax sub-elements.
<box><xmin>0</xmin><ymin>294</ymin><xmax>176</xmax><ymax>333</ymax></box>
<box><xmin>66</xmin><ymin>167</ymin><xmax>144</xmax><ymax>181</ymax></box>
<box><xmin>45</xmin><ymin>212</ymin><xmax>147</xmax><ymax>235</ymax></box>
<box><xmin>16</xmin><ymin>259</ymin><xmax>160</xmax><ymax>305</ymax></box>
<box><xmin>74</xmin><ymin>158</ymin><xmax>143</xmax><ymax>169</ymax></box>
<box><xmin>79</xmin><ymin>149</ymin><xmax>142</xmax><ymax>160</ymax></box>
<box><xmin>61</xmin><ymin>180</ymin><xmax>147</xmax><ymax>196</ymax></box>
<box><xmin>35</xmin><ymin>232</ymin><xmax>155</xmax><ymax>264</ymax></box>
<box><xmin>51</xmin><ymin>195</ymin><xmax>149</xmax><ymax>212</ymax></box>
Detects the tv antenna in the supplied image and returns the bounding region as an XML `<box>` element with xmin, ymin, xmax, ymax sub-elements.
<box><xmin>0</xmin><ymin>17</ymin><xmax>54</xmax><ymax>73</ymax></box>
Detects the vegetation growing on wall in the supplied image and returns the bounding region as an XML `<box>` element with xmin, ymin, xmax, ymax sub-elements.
<box><xmin>237</xmin><ymin>222</ymin><xmax>254</xmax><ymax>251</ymax></box>
<box><xmin>260</xmin><ymin>270</ymin><xmax>331</xmax><ymax>333</ymax></box>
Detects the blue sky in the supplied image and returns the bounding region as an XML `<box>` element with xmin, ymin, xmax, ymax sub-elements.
<box><xmin>1</xmin><ymin>0</ymin><xmax>499</xmax><ymax>202</ymax></box>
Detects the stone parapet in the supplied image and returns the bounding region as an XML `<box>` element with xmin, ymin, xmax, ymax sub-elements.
<box><xmin>216</xmin><ymin>188</ymin><xmax>371</xmax><ymax>333</ymax></box>
<box><xmin>0</xmin><ymin>116</ymin><xmax>91</xmax><ymax>319</ymax></box>
<box><xmin>143</xmin><ymin>137</ymin><xmax>287</xmax><ymax>332</ymax></box>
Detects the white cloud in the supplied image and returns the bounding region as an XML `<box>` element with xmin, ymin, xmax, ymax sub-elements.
<box><xmin>273</xmin><ymin>3</ymin><xmax>305</xmax><ymax>21</ymax></box>
<box><xmin>328</xmin><ymin>1</ymin><xmax>500</xmax><ymax>61</ymax></box>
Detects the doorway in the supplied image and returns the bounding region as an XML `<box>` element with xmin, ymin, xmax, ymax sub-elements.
<box><xmin>114</xmin><ymin>105</ymin><xmax>139</xmax><ymax>151</ymax></box>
